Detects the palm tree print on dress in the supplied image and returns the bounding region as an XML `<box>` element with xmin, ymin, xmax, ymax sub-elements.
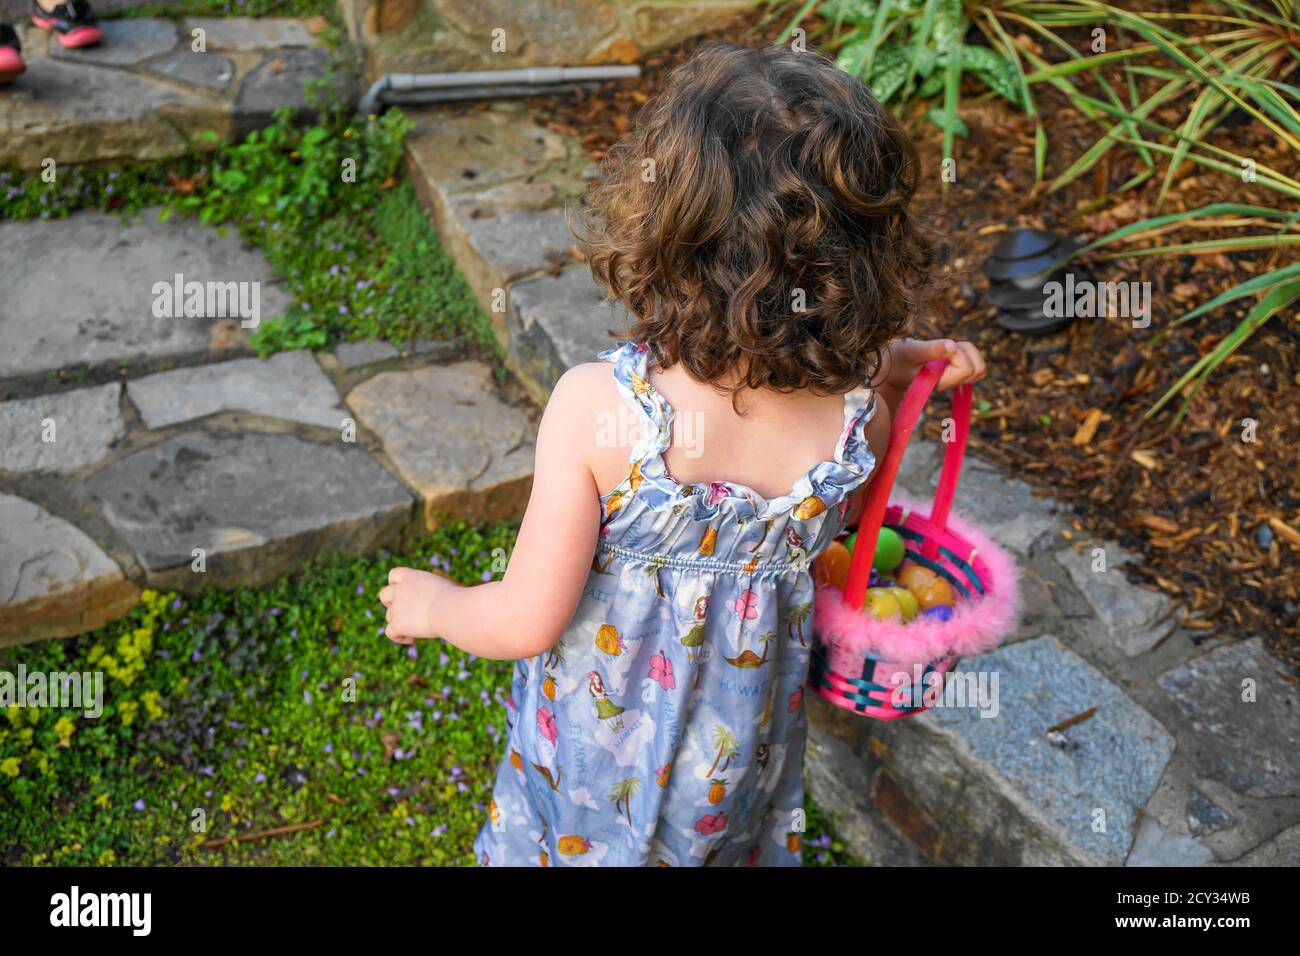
<box><xmin>780</xmin><ymin>602</ymin><xmax>813</xmax><ymax>647</ymax></box>
<box><xmin>609</xmin><ymin>777</ymin><xmax>641</xmax><ymax>828</ymax></box>
<box><xmin>707</xmin><ymin>724</ymin><xmax>739</xmax><ymax>777</ymax></box>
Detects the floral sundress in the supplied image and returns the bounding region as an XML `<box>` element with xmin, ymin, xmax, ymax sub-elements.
<box><xmin>473</xmin><ymin>342</ymin><xmax>878</xmax><ymax>866</ymax></box>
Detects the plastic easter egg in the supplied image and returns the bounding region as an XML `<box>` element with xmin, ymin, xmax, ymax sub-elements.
<box><xmin>864</xmin><ymin>588</ymin><xmax>902</xmax><ymax>621</ymax></box>
<box><xmin>873</xmin><ymin>528</ymin><xmax>905</xmax><ymax>575</ymax></box>
<box><xmin>896</xmin><ymin>562</ymin><xmax>938</xmax><ymax>593</ymax></box>
<box><xmin>813</xmin><ymin>540</ymin><xmax>852</xmax><ymax>590</ymax></box>
<box><xmin>920</xmin><ymin>604</ymin><xmax>954</xmax><ymax>623</ymax></box>
<box><xmin>889</xmin><ymin>587</ymin><xmax>919</xmax><ymax>622</ymax></box>
<box><xmin>843</xmin><ymin>532</ymin><xmax>857</xmax><ymax>554</ymax></box>
<box><xmin>915</xmin><ymin>576</ymin><xmax>956</xmax><ymax>611</ymax></box>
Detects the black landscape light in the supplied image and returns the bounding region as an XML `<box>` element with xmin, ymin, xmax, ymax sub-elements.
<box><xmin>982</xmin><ymin>228</ymin><xmax>1091</xmax><ymax>336</ymax></box>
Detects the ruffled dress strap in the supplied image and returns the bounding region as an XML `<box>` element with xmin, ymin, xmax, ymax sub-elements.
<box><xmin>600</xmin><ymin>342</ymin><xmax>674</xmax><ymax>469</ymax></box>
<box><xmin>835</xmin><ymin>383</ymin><xmax>878</xmax><ymax>476</ymax></box>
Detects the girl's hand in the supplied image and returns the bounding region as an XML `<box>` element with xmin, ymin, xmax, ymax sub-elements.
<box><xmin>882</xmin><ymin>338</ymin><xmax>987</xmax><ymax>392</ymax></box>
<box><xmin>377</xmin><ymin>567</ymin><xmax>456</xmax><ymax>645</ymax></box>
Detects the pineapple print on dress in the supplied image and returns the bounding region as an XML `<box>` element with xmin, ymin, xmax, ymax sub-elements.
<box><xmin>472</xmin><ymin>342</ymin><xmax>878</xmax><ymax>866</ymax></box>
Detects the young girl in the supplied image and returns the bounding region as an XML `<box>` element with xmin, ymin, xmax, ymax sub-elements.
<box><xmin>379</xmin><ymin>43</ymin><xmax>986</xmax><ymax>867</ymax></box>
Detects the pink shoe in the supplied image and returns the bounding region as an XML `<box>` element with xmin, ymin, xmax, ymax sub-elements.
<box><xmin>0</xmin><ymin>24</ymin><xmax>24</xmax><ymax>84</ymax></box>
<box><xmin>30</xmin><ymin>0</ymin><xmax>102</xmax><ymax>50</ymax></box>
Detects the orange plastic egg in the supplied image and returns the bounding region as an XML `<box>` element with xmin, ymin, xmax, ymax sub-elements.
<box><xmin>896</xmin><ymin>562</ymin><xmax>938</xmax><ymax>593</ymax></box>
<box><xmin>813</xmin><ymin>540</ymin><xmax>852</xmax><ymax>590</ymax></box>
<box><xmin>915</xmin><ymin>576</ymin><xmax>956</xmax><ymax>611</ymax></box>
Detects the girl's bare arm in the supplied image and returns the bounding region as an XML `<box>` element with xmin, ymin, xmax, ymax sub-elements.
<box><xmin>378</xmin><ymin>366</ymin><xmax>605</xmax><ymax>661</ymax></box>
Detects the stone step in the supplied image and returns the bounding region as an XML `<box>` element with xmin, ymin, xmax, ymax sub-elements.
<box><xmin>806</xmin><ymin>634</ymin><xmax>1177</xmax><ymax>865</ymax></box>
<box><xmin>0</xmin><ymin>207</ymin><xmax>290</xmax><ymax>394</ymax></box>
<box><xmin>404</xmin><ymin>106</ymin><xmax>621</xmax><ymax>397</ymax></box>
<box><xmin>0</xmin><ymin>16</ymin><xmax>344</xmax><ymax>169</ymax></box>
<box><xmin>0</xmin><ymin>493</ymin><xmax>139</xmax><ymax>648</ymax></box>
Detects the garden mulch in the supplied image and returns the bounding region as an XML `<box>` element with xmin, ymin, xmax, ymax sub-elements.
<box><xmin>511</xmin><ymin>9</ymin><xmax>1300</xmax><ymax>671</ymax></box>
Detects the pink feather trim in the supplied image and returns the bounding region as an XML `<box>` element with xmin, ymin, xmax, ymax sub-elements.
<box><xmin>814</xmin><ymin>493</ymin><xmax>1020</xmax><ymax>670</ymax></box>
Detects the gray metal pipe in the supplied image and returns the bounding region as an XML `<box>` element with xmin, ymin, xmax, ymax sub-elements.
<box><xmin>358</xmin><ymin>65</ymin><xmax>641</xmax><ymax>115</ymax></box>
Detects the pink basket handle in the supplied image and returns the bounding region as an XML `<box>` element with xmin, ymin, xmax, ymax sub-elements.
<box><xmin>842</xmin><ymin>358</ymin><xmax>972</xmax><ymax>609</ymax></box>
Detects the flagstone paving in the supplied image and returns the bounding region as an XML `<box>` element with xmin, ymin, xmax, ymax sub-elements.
<box><xmin>0</xmin><ymin>493</ymin><xmax>138</xmax><ymax>648</ymax></box>
<box><xmin>0</xmin><ymin>208</ymin><xmax>290</xmax><ymax>387</ymax></box>
<box><xmin>127</xmin><ymin>349</ymin><xmax>345</xmax><ymax>430</ymax></box>
<box><xmin>0</xmin><ymin>16</ymin><xmax>339</xmax><ymax>169</ymax></box>
<box><xmin>0</xmin><ymin>382</ymin><xmax>126</xmax><ymax>474</ymax></box>
<box><xmin>84</xmin><ymin>429</ymin><xmax>415</xmax><ymax>592</ymax></box>
<box><xmin>347</xmin><ymin>363</ymin><xmax>536</xmax><ymax>530</ymax></box>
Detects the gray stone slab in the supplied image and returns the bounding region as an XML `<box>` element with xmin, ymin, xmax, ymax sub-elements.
<box><xmin>233</xmin><ymin>47</ymin><xmax>348</xmax><ymax>138</ymax></box>
<box><xmin>929</xmin><ymin>635</ymin><xmax>1175</xmax><ymax>865</ymax></box>
<box><xmin>507</xmin><ymin>266</ymin><xmax>623</xmax><ymax>397</ymax></box>
<box><xmin>0</xmin><ymin>383</ymin><xmax>125</xmax><ymax>474</ymax></box>
<box><xmin>935</xmin><ymin>457</ymin><xmax>1061</xmax><ymax>556</ymax></box>
<box><xmin>0</xmin><ymin>57</ymin><xmax>230</xmax><ymax>169</ymax></box>
<box><xmin>84</xmin><ymin>430</ymin><xmax>412</xmax><ymax>590</ymax></box>
<box><xmin>127</xmin><ymin>350</ymin><xmax>344</xmax><ymax>429</ymax></box>
<box><xmin>146</xmin><ymin>49</ymin><xmax>236</xmax><ymax>92</ymax></box>
<box><xmin>333</xmin><ymin>340</ymin><xmax>399</xmax><ymax>369</ymax></box>
<box><xmin>182</xmin><ymin>17</ymin><xmax>317</xmax><ymax>51</ymax></box>
<box><xmin>0</xmin><ymin>209</ymin><xmax>291</xmax><ymax>379</ymax></box>
<box><xmin>1056</xmin><ymin>543</ymin><xmax>1176</xmax><ymax>657</ymax></box>
<box><xmin>450</xmin><ymin>195</ymin><xmax>575</xmax><ymax>284</ymax></box>
<box><xmin>0</xmin><ymin>493</ymin><xmax>138</xmax><ymax>648</ymax></box>
<box><xmin>1125</xmin><ymin>817</ymin><xmax>1215</xmax><ymax>866</ymax></box>
<box><xmin>50</xmin><ymin>18</ymin><xmax>178</xmax><ymax>67</ymax></box>
<box><xmin>1226</xmin><ymin>822</ymin><xmax>1300</xmax><ymax>866</ymax></box>
<box><xmin>1157</xmin><ymin>638</ymin><xmax>1300</xmax><ymax>798</ymax></box>
<box><xmin>347</xmin><ymin>362</ymin><xmax>535</xmax><ymax>529</ymax></box>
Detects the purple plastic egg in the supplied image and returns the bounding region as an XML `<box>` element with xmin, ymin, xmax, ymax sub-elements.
<box><xmin>920</xmin><ymin>604</ymin><xmax>954</xmax><ymax>623</ymax></box>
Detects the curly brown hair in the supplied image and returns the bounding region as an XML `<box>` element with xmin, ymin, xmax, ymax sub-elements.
<box><xmin>580</xmin><ymin>42</ymin><xmax>935</xmax><ymax>402</ymax></box>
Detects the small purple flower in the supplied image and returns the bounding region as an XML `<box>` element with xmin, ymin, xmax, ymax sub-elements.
<box><xmin>290</xmin><ymin>628</ymin><xmax>299</xmax><ymax>639</ymax></box>
<box><xmin>480</xmin><ymin>570</ymin><xmax>493</xmax><ymax>582</ymax></box>
<box><xmin>356</xmin><ymin>584</ymin><xmax>365</xmax><ymax>596</ymax></box>
<box><xmin>201</xmin><ymin>767</ymin><xmax>214</xmax><ymax>776</ymax></box>
<box><xmin>304</xmin><ymin>691</ymin><xmax>313</xmax><ymax>704</ymax></box>
<box><xmin>172</xmin><ymin>597</ymin><xmax>182</xmax><ymax>610</ymax></box>
<box><xmin>254</xmin><ymin>772</ymin><xmax>267</xmax><ymax>784</ymax></box>
<box><xmin>133</xmin><ymin>799</ymin><xmax>146</xmax><ymax>812</ymax></box>
<box><xmin>406</xmin><ymin>645</ymin><xmax>417</xmax><ymax>660</ymax></box>
<box><xmin>323</xmin><ymin>744</ymin><xmax>333</xmax><ymax>753</ymax></box>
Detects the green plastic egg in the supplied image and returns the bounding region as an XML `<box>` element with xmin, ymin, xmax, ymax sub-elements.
<box><xmin>873</xmin><ymin>528</ymin><xmax>905</xmax><ymax>575</ymax></box>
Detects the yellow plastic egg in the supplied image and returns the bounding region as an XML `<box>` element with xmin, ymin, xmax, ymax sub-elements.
<box><xmin>890</xmin><ymin>587</ymin><xmax>919</xmax><ymax>622</ymax></box>
<box><xmin>864</xmin><ymin>588</ymin><xmax>902</xmax><ymax>621</ymax></box>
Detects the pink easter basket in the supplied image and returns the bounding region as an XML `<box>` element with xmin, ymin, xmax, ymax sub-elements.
<box><xmin>809</xmin><ymin>358</ymin><xmax>1020</xmax><ymax>719</ymax></box>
